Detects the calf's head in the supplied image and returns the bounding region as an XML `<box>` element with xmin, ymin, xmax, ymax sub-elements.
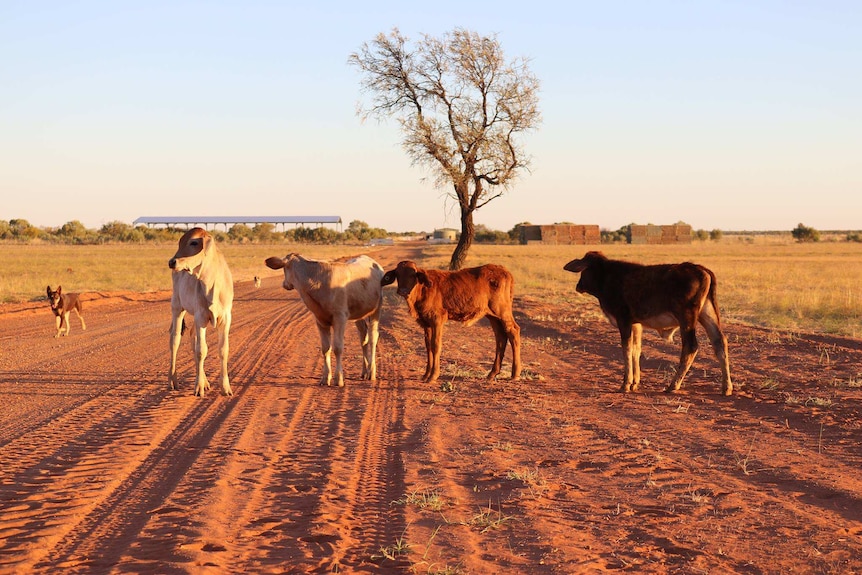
<box><xmin>381</xmin><ymin>260</ymin><xmax>429</xmax><ymax>298</ymax></box>
<box><xmin>265</xmin><ymin>254</ymin><xmax>297</xmax><ymax>290</ymax></box>
<box><xmin>169</xmin><ymin>227</ymin><xmax>212</xmax><ymax>273</ymax></box>
<box><xmin>563</xmin><ymin>251</ymin><xmax>608</xmax><ymax>297</ymax></box>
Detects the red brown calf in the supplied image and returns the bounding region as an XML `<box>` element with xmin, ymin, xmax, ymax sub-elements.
<box><xmin>564</xmin><ymin>251</ymin><xmax>732</xmax><ymax>396</ymax></box>
<box><xmin>381</xmin><ymin>260</ymin><xmax>521</xmax><ymax>383</ymax></box>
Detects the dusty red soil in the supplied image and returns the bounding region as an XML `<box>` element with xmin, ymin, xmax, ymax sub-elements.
<box><xmin>1</xmin><ymin>246</ymin><xmax>861</xmax><ymax>575</ymax></box>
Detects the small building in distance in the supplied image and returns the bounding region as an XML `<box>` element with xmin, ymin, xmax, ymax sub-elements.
<box><xmin>519</xmin><ymin>224</ymin><xmax>601</xmax><ymax>245</ymax></box>
<box><xmin>429</xmin><ymin>228</ymin><xmax>458</xmax><ymax>243</ymax></box>
<box><xmin>628</xmin><ymin>224</ymin><xmax>692</xmax><ymax>244</ymax></box>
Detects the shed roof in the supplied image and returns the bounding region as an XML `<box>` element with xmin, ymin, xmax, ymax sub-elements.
<box><xmin>133</xmin><ymin>216</ymin><xmax>342</xmax><ymax>227</ymax></box>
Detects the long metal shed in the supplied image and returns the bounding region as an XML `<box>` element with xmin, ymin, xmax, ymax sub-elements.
<box><xmin>133</xmin><ymin>216</ymin><xmax>342</xmax><ymax>231</ymax></box>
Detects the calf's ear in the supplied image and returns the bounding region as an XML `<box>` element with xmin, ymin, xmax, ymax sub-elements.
<box><xmin>417</xmin><ymin>271</ymin><xmax>432</xmax><ymax>286</ymax></box>
<box><xmin>563</xmin><ymin>259</ymin><xmax>587</xmax><ymax>273</ymax></box>
<box><xmin>265</xmin><ymin>257</ymin><xmax>285</xmax><ymax>270</ymax></box>
<box><xmin>381</xmin><ymin>270</ymin><xmax>397</xmax><ymax>286</ymax></box>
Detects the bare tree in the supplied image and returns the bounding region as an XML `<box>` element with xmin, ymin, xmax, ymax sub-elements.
<box><xmin>350</xmin><ymin>28</ymin><xmax>540</xmax><ymax>269</ymax></box>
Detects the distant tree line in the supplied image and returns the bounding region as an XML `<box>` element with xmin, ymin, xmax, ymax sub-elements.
<box><xmin>2</xmin><ymin>218</ymin><xmax>858</xmax><ymax>245</ymax></box>
<box><xmin>0</xmin><ymin>219</ymin><xmax>396</xmax><ymax>245</ymax></box>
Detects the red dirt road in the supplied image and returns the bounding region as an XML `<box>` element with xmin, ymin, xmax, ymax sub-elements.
<box><xmin>1</xmin><ymin>246</ymin><xmax>861</xmax><ymax>574</ymax></box>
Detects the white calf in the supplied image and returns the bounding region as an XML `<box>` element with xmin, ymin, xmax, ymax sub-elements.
<box><xmin>168</xmin><ymin>227</ymin><xmax>234</xmax><ymax>397</ymax></box>
<box><xmin>264</xmin><ymin>253</ymin><xmax>383</xmax><ymax>387</ymax></box>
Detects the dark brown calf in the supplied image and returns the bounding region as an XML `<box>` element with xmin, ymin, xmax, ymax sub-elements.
<box><xmin>46</xmin><ymin>285</ymin><xmax>86</xmax><ymax>338</ymax></box>
<box><xmin>381</xmin><ymin>260</ymin><xmax>521</xmax><ymax>383</ymax></box>
<box><xmin>564</xmin><ymin>251</ymin><xmax>732</xmax><ymax>396</ymax></box>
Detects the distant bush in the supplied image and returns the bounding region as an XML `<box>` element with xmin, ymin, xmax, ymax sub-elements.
<box><xmin>475</xmin><ymin>224</ymin><xmax>512</xmax><ymax>244</ymax></box>
<box><xmin>791</xmin><ymin>223</ymin><xmax>820</xmax><ymax>243</ymax></box>
<box><xmin>846</xmin><ymin>232</ymin><xmax>862</xmax><ymax>243</ymax></box>
<box><xmin>507</xmin><ymin>222</ymin><xmax>531</xmax><ymax>243</ymax></box>
<box><xmin>344</xmin><ymin>220</ymin><xmax>389</xmax><ymax>242</ymax></box>
<box><xmin>601</xmin><ymin>226</ymin><xmax>628</xmax><ymax>243</ymax></box>
<box><xmin>99</xmin><ymin>221</ymin><xmax>145</xmax><ymax>243</ymax></box>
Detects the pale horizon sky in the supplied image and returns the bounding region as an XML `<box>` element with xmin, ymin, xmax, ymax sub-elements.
<box><xmin>2</xmin><ymin>1</ymin><xmax>860</xmax><ymax>233</ymax></box>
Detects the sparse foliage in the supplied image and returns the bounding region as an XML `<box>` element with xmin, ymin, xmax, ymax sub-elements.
<box><xmin>791</xmin><ymin>223</ymin><xmax>820</xmax><ymax>242</ymax></box>
<box><xmin>507</xmin><ymin>222</ymin><xmax>531</xmax><ymax>243</ymax></box>
<box><xmin>601</xmin><ymin>225</ymin><xmax>629</xmax><ymax>243</ymax></box>
<box><xmin>350</xmin><ymin>28</ymin><xmax>541</xmax><ymax>269</ymax></box>
<box><xmin>345</xmin><ymin>219</ymin><xmax>388</xmax><ymax>242</ymax></box>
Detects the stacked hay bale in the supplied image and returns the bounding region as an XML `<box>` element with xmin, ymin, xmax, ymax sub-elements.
<box><xmin>519</xmin><ymin>224</ymin><xmax>601</xmax><ymax>245</ymax></box>
<box><xmin>628</xmin><ymin>224</ymin><xmax>692</xmax><ymax>244</ymax></box>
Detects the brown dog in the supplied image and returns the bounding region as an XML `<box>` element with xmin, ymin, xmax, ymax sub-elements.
<box><xmin>46</xmin><ymin>285</ymin><xmax>86</xmax><ymax>338</ymax></box>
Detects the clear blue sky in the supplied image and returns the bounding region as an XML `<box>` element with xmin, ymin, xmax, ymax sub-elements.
<box><xmin>2</xmin><ymin>1</ymin><xmax>860</xmax><ymax>233</ymax></box>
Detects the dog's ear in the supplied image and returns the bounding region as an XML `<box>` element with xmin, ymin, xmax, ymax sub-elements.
<box><xmin>47</xmin><ymin>286</ymin><xmax>52</xmax><ymax>296</ymax></box>
<box><xmin>57</xmin><ymin>286</ymin><xmax>62</xmax><ymax>295</ymax></box>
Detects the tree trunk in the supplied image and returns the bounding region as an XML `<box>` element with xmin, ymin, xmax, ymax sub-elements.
<box><xmin>449</xmin><ymin>209</ymin><xmax>474</xmax><ymax>270</ymax></box>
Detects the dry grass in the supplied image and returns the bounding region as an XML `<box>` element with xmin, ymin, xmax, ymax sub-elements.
<box><xmin>0</xmin><ymin>243</ymin><xmax>381</xmax><ymax>303</ymax></box>
<box><xmin>2</xmin><ymin>239</ymin><xmax>861</xmax><ymax>338</ymax></box>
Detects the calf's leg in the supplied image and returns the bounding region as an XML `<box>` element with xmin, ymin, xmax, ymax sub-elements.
<box><xmin>619</xmin><ymin>323</ymin><xmax>637</xmax><ymax>393</ymax></box>
<box><xmin>217</xmin><ymin>313</ymin><xmax>232</xmax><ymax>396</ymax></box>
<box><xmin>368</xmin><ymin>314</ymin><xmax>380</xmax><ymax>381</ymax></box>
<box><xmin>316</xmin><ymin>321</ymin><xmax>333</xmax><ymax>386</ymax></box>
<box><xmin>699</xmin><ymin>311</ymin><xmax>733</xmax><ymax>396</ymax></box>
<box><xmin>193</xmin><ymin>321</ymin><xmax>210</xmax><ymax>397</ymax></box>
<box><xmin>331</xmin><ymin>314</ymin><xmax>347</xmax><ymax>388</ymax></box>
<box><xmin>422</xmin><ymin>326</ymin><xmax>434</xmax><ymax>381</ymax></box>
<box><xmin>507</xmin><ymin>317</ymin><xmax>522</xmax><ymax>380</ymax></box>
<box><xmin>630</xmin><ymin>323</ymin><xmax>643</xmax><ymax>391</ymax></box>
<box><xmin>486</xmin><ymin>317</ymin><xmax>507</xmax><ymax>380</ymax></box>
<box><xmin>168</xmin><ymin>309</ymin><xmax>186</xmax><ymax>390</ymax></box>
<box><xmin>356</xmin><ymin>311</ymin><xmax>380</xmax><ymax>381</ymax></box>
<box><xmin>666</xmin><ymin>326</ymin><xmax>699</xmax><ymax>393</ymax></box>
<box><xmin>355</xmin><ymin>320</ymin><xmax>370</xmax><ymax>379</ymax></box>
<box><xmin>425</xmin><ymin>323</ymin><xmax>444</xmax><ymax>383</ymax></box>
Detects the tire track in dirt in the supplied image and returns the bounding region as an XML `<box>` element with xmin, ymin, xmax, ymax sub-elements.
<box><xmin>58</xmin><ymin>285</ymin><xmax>410</xmax><ymax>574</ymax></box>
<box><xmin>307</xmin><ymin>378</ymin><xmax>407</xmax><ymax>573</ymax></box>
<box><xmin>22</xmin><ymin>286</ymin><xmax>307</xmax><ymax>573</ymax></box>
<box><xmin>107</xmin><ymin>289</ymin><xmax>328</xmax><ymax>572</ymax></box>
